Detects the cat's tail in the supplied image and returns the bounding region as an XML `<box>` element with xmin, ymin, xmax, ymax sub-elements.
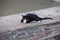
<box><xmin>41</xmin><ymin>17</ymin><xmax>53</xmax><ymax>20</ymax></box>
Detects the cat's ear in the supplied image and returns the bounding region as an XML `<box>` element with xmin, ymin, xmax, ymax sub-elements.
<box><xmin>21</xmin><ymin>15</ymin><xmax>24</xmax><ymax>17</ymax></box>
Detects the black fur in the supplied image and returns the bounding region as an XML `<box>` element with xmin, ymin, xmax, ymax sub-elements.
<box><xmin>21</xmin><ymin>14</ymin><xmax>52</xmax><ymax>23</ymax></box>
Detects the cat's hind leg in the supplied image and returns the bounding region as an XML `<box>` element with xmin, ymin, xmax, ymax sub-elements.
<box><xmin>37</xmin><ymin>20</ymin><xmax>41</xmax><ymax>23</ymax></box>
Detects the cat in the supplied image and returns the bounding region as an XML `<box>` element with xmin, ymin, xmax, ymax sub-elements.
<box><xmin>21</xmin><ymin>13</ymin><xmax>53</xmax><ymax>23</ymax></box>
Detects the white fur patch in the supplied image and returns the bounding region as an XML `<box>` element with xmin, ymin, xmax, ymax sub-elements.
<box><xmin>37</xmin><ymin>21</ymin><xmax>41</xmax><ymax>23</ymax></box>
<box><xmin>23</xmin><ymin>19</ymin><xmax>27</xmax><ymax>23</ymax></box>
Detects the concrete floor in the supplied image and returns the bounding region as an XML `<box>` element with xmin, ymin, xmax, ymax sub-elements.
<box><xmin>0</xmin><ymin>6</ymin><xmax>60</xmax><ymax>32</ymax></box>
<box><xmin>0</xmin><ymin>0</ymin><xmax>60</xmax><ymax>16</ymax></box>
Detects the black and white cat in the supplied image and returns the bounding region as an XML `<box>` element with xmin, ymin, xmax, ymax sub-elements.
<box><xmin>21</xmin><ymin>13</ymin><xmax>52</xmax><ymax>23</ymax></box>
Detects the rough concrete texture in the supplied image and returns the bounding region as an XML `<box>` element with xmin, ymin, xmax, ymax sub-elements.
<box><xmin>0</xmin><ymin>6</ymin><xmax>60</xmax><ymax>40</ymax></box>
<box><xmin>0</xmin><ymin>21</ymin><xmax>60</xmax><ymax>40</ymax></box>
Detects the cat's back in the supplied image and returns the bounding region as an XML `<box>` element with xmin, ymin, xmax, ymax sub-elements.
<box><xmin>25</xmin><ymin>14</ymin><xmax>38</xmax><ymax>18</ymax></box>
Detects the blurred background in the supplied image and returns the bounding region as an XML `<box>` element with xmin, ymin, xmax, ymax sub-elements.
<box><xmin>0</xmin><ymin>0</ymin><xmax>60</xmax><ymax>16</ymax></box>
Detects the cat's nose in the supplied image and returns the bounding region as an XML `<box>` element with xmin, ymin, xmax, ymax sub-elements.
<box><xmin>21</xmin><ymin>20</ymin><xmax>23</xmax><ymax>23</ymax></box>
